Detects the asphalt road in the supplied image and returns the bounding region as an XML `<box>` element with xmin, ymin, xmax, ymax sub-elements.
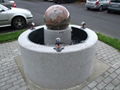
<box><xmin>1</xmin><ymin>0</ymin><xmax>120</xmax><ymax>39</ymax></box>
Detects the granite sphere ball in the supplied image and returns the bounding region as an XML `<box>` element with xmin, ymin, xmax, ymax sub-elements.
<box><xmin>44</xmin><ymin>5</ymin><xmax>70</xmax><ymax>30</ymax></box>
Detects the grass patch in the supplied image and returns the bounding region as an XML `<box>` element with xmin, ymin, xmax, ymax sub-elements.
<box><xmin>0</xmin><ymin>30</ymin><xmax>25</xmax><ymax>43</ymax></box>
<box><xmin>97</xmin><ymin>32</ymin><xmax>120</xmax><ymax>51</ymax></box>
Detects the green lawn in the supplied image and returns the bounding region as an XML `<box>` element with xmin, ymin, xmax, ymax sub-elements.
<box><xmin>0</xmin><ymin>30</ymin><xmax>25</xmax><ymax>43</ymax></box>
<box><xmin>97</xmin><ymin>32</ymin><xmax>120</xmax><ymax>51</ymax></box>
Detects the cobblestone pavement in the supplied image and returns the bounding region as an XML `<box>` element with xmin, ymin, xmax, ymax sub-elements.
<box><xmin>0</xmin><ymin>42</ymin><xmax>26</xmax><ymax>90</ymax></box>
<box><xmin>0</xmin><ymin>41</ymin><xmax>120</xmax><ymax>90</ymax></box>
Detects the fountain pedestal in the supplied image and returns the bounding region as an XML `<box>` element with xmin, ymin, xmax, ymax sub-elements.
<box><xmin>18</xmin><ymin>5</ymin><xmax>98</xmax><ymax>90</ymax></box>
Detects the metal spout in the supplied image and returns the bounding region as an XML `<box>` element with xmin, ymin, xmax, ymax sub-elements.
<box><xmin>81</xmin><ymin>21</ymin><xmax>86</xmax><ymax>29</ymax></box>
<box><xmin>54</xmin><ymin>38</ymin><xmax>64</xmax><ymax>52</ymax></box>
<box><xmin>31</xmin><ymin>22</ymin><xmax>35</xmax><ymax>30</ymax></box>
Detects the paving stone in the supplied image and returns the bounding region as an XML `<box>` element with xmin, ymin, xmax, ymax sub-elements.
<box><xmin>4</xmin><ymin>72</ymin><xmax>15</xmax><ymax>77</ymax></box>
<box><xmin>0</xmin><ymin>74</ymin><xmax>5</xmax><ymax>80</ymax></box>
<box><xmin>81</xmin><ymin>86</ymin><xmax>90</xmax><ymax>90</ymax></box>
<box><xmin>110</xmin><ymin>61</ymin><xmax>117</xmax><ymax>65</ymax></box>
<box><xmin>95</xmin><ymin>76</ymin><xmax>104</xmax><ymax>83</ymax></box>
<box><xmin>18</xmin><ymin>86</ymin><xmax>28</xmax><ymax>90</ymax></box>
<box><xmin>105</xmin><ymin>83</ymin><xmax>114</xmax><ymax>90</ymax></box>
<box><xmin>92</xmin><ymin>87</ymin><xmax>99</xmax><ymax>90</ymax></box>
<box><xmin>0</xmin><ymin>76</ymin><xmax>10</xmax><ymax>83</ymax></box>
<box><xmin>19</xmin><ymin>82</ymin><xmax>26</xmax><ymax>87</ymax></box>
<box><xmin>110</xmin><ymin>72</ymin><xmax>117</xmax><ymax>79</ymax></box>
<box><xmin>0</xmin><ymin>83</ymin><xmax>13</xmax><ymax>90</ymax></box>
<box><xmin>107</xmin><ymin>67</ymin><xmax>115</xmax><ymax>73</ymax></box>
<box><xmin>0</xmin><ymin>82</ymin><xmax>5</xmax><ymax>87</ymax></box>
<box><xmin>114</xmin><ymin>84</ymin><xmax>120</xmax><ymax>90</ymax></box>
<box><xmin>115</xmin><ymin>68</ymin><xmax>120</xmax><ymax>74</ymax></box>
<box><xmin>13</xmin><ymin>79</ymin><xmax>25</xmax><ymax>85</ymax></box>
<box><xmin>111</xmin><ymin>78</ymin><xmax>120</xmax><ymax>86</ymax></box>
<box><xmin>96</xmin><ymin>81</ymin><xmax>106</xmax><ymax>90</ymax></box>
<box><xmin>17</xmin><ymin>75</ymin><xmax>23</xmax><ymax>80</ymax></box>
<box><xmin>112</xmin><ymin>63</ymin><xmax>120</xmax><ymax>69</ymax></box>
<box><xmin>8</xmin><ymin>85</ymin><xmax>20</xmax><ymax>90</ymax></box>
<box><xmin>6</xmin><ymin>77</ymin><xmax>18</xmax><ymax>84</ymax></box>
<box><xmin>10</xmin><ymin>73</ymin><xmax>21</xmax><ymax>79</ymax></box>
<box><xmin>117</xmin><ymin>74</ymin><xmax>120</xmax><ymax>80</ymax></box>
<box><xmin>101</xmin><ymin>71</ymin><xmax>110</xmax><ymax>78</ymax></box>
<box><xmin>88</xmin><ymin>81</ymin><xmax>97</xmax><ymax>89</ymax></box>
<box><xmin>0</xmin><ymin>70</ymin><xmax>9</xmax><ymax>76</ymax></box>
<box><xmin>103</xmin><ymin>76</ymin><xmax>112</xmax><ymax>84</ymax></box>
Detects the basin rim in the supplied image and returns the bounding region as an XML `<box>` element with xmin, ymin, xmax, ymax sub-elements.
<box><xmin>18</xmin><ymin>24</ymin><xmax>98</xmax><ymax>54</ymax></box>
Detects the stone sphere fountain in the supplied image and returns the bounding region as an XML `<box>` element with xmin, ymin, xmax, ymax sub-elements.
<box><xmin>18</xmin><ymin>5</ymin><xmax>98</xmax><ymax>90</ymax></box>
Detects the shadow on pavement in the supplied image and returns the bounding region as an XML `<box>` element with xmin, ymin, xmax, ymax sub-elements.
<box><xmin>0</xmin><ymin>26</ymin><xmax>16</xmax><ymax>33</ymax></box>
<box><xmin>0</xmin><ymin>26</ymin><xmax>32</xmax><ymax>34</ymax></box>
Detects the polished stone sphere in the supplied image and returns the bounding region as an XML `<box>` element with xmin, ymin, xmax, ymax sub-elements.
<box><xmin>44</xmin><ymin>5</ymin><xmax>70</xmax><ymax>30</ymax></box>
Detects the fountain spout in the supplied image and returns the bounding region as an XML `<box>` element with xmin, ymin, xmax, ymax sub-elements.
<box><xmin>54</xmin><ymin>38</ymin><xmax>64</xmax><ymax>52</ymax></box>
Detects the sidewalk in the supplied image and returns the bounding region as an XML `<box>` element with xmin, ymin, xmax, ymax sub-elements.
<box><xmin>0</xmin><ymin>41</ymin><xmax>120</xmax><ymax>90</ymax></box>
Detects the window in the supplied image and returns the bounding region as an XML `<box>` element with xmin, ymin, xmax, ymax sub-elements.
<box><xmin>0</xmin><ymin>8</ymin><xmax>3</xmax><ymax>11</ymax></box>
<box><xmin>88</xmin><ymin>0</ymin><xmax>97</xmax><ymax>1</ymax></box>
<box><xmin>111</xmin><ymin>0</ymin><xmax>120</xmax><ymax>2</ymax></box>
<box><xmin>0</xmin><ymin>4</ymin><xmax>9</xmax><ymax>11</ymax></box>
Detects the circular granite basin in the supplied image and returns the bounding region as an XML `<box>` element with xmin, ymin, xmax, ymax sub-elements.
<box><xmin>18</xmin><ymin>24</ymin><xmax>98</xmax><ymax>89</ymax></box>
